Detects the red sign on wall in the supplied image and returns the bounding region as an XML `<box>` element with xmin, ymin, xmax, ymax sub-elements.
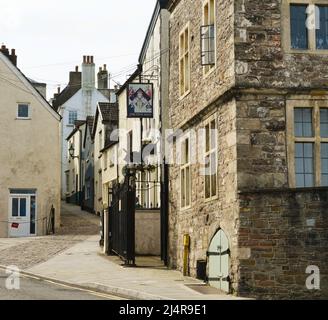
<box><xmin>11</xmin><ymin>223</ymin><xmax>19</xmax><ymax>229</ymax></box>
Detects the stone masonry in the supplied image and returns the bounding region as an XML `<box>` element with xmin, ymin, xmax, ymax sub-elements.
<box><xmin>167</xmin><ymin>0</ymin><xmax>328</xmax><ymax>299</ymax></box>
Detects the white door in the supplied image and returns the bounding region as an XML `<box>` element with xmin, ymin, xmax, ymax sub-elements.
<box><xmin>9</xmin><ymin>196</ymin><xmax>31</xmax><ymax>237</ymax></box>
<box><xmin>208</xmin><ymin>229</ymin><xmax>230</xmax><ymax>293</ymax></box>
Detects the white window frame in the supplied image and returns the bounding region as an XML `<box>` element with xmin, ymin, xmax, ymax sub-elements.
<box><xmin>68</xmin><ymin>110</ymin><xmax>78</xmax><ymax>125</ymax></box>
<box><xmin>17</xmin><ymin>103</ymin><xmax>31</xmax><ymax>120</ymax></box>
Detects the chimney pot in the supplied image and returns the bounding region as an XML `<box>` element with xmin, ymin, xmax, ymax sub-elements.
<box><xmin>83</xmin><ymin>56</ymin><xmax>87</xmax><ymax>64</ymax></box>
<box><xmin>11</xmin><ymin>49</ymin><xmax>15</xmax><ymax>55</ymax></box>
<box><xmin>99</xmin><ymin>67</ymin><xmax>102</xmax><ymax>72</ymax></box>
<box><xmin>103</xmin><ymin>64</ymin><xmax>107</xmax><ymax>71</ymax></box>
<box><xmin>90</xmin><ymin>56</ymin><xmax>94</xmax><ymax>64</ymax></box>
<box><xmin>75</xmin><ymin>66</ymin><xmax>79</xmax><ymax>72</ymax></box>
<box><xmin>57</xmin><ymin>87</ymin><xmax>60</xmax><ymax>94</ymax></box>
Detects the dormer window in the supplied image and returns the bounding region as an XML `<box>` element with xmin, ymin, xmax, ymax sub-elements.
<box><xmin>17</xmin><ymin>104</ymin><xmax>30</xmax><ymax>119</ymax></box>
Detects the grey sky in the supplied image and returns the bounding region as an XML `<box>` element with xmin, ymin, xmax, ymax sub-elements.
<box><xmin>0</xmin><ymin>0</ymin><xmax>156</xmax><ymax>98</ymax></box>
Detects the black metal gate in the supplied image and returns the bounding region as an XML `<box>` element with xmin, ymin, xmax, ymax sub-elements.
<box><xmin>108</xmin><ymin>176</ymin><xmax>136</xmax><ymax>266</ymax></box>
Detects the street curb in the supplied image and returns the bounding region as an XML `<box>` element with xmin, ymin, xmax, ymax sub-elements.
<box><xmin>0</xmin><ymin>265</ymin><xmax>171</xmax><ymax>300</ymax></box>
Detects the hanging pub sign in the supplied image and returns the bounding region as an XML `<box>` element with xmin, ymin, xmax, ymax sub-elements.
<box><xmin>127</xmin><ymin>83</ymin><xmax>154</xmax><ymax>118</ymax></box>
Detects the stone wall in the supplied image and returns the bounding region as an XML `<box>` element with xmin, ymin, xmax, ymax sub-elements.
<box><xmin>168</xmin><ymin>98</ymin><xmax>240</xmax><ymax>292</ymax></box>
<box><xmin>236</xmin><ymin>92</ymin><xmax>288</xmax><ymax>190</ymax></box>
<box><xmin>234</xmin><ymin>0</ymin><xmax>328</xmax><ymax>90</ymax></box>
<box><xmin>168</xmin><ymin>0</ymin><xmax>235</xmax><ymax>129</ymax></box>
<box><xmin>238</xmin><ymin>188</ymin><xmax>328</xmax><ymax>299</ymax></box>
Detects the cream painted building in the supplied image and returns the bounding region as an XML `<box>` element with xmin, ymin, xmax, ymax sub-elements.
<box><xmin>0</xmin><ymin>48</ymin><xmax>61</xmax><ymax>238</ymax></box>
<box><xmin>93</xmin><ymin>103</ymin><xmax>119</xmax><ymax>215</ymax></box>
<box><xmin>66</xmin><ymin>121</ymin><xmax>86</xmax><ymax>205</ymax></box>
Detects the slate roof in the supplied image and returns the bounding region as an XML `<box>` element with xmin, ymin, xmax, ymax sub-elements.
<box><xmin>98</xmin><ymin>102</ymin><xmax>119</xmax><ymax>122</ymax></box>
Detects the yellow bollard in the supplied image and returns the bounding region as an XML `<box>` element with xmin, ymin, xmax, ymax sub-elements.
<box><xmin>183</xmin><ymin>234</ymin><xmax>190</xmax><ymax>276</ymax></box>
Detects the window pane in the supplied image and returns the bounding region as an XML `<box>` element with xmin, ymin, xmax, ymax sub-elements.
<box><xmin>322</xmin><ymin>174</ymin><xmax>328</xmax><ymax>186</ymax></box>
<box><xmin>305</xmin><ymin>174</ymin><xmax>314</xmax><ymax>187</ymax></box>
<box><xmin>181</xmin><ymin>169</ymin><xmax>185</xmax><ymax>207</ymax></box>
<box><xmin>296</xmin><ymin>174</ymin><xmax>305</xmax><ymax>187</ymax></box>
<box><xmin>321</xmin><ymin>143</ymin><xmax>328</xmax><ymax>186</ymax></box>
<box><xmin>290</xmin><ymin>5</ymin><xmax>308</xmax><ymax>49</ymax></box>
<box><xmin>186</xmin><ymin>166</ymin><xmax>190</xmax><ymax>206</ymax></box>
<box><xmin>295</xmin><ymin>143</ymin><xmax>314</xmax><ymax>188</ymax></box>
<box><xmin>20</xmin><ymin>198</ymin><xmax>27</xmax><ymax>217</ymax></box>
<box><xmin>316</xmin><ymin>6</ymin><xmax>328</xmax><ymax>49</ymax></box>
<box><xmin>211</xmin><ymin>120</ymin><xmax>216</xmax><ymax>150</ymax></box>
<box><xmin>30</xmin><ymin>196</ymin><xmax>36</xmax><ymax>234</ymax></box>
<box><xmin>12</xmin><ymin>198</ymin><xmax>19</xmax><ymax>217</ymax></box>
<box><xmin>320</xmin><ymin>109</ymin><xmax>328</xmax><ymax>137</ymax></box>
<box><xmin>295</xmin><ymin>158</ymin><xmax>304</xmax><ymax>173</ymax></box>
<box><xmin>205</xmin><ymin>174</ymin><xmax>211</xmax><ymax>199</ymax></box>
<box><xmin>294</xmin><ymin>108</ymin><xmax>313</xmax><ymax>137</ymax></box>
<box><xmin>18</xmin><ymin>104</ymin><xmax>29</xmax><ymax>118</ymax></box>
<box><xmin>211</xmin><ymin>174</ymin><xmax>217</xmax><ymax>197</ymax></box>
<box><xmin>304</xmin><ymin>143</ymin><xmax>313</xmax><ymax>157</ymax></box>
<box><xmin>205</xmin><ymin>125</ymin><xmax>210</xmax><ymax>153</ymax></box>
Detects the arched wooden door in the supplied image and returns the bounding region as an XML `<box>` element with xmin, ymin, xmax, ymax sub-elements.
<box><xmin>208</xmin><ymin>229</ymin><xmax>230</xmax><ymax>293</ymax></box>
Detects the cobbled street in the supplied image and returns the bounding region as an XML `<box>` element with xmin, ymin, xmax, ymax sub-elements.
<box><xmin>0</xmin><ymin>203</ymin><xmax>100</xmax><ymax>270</ymax></box>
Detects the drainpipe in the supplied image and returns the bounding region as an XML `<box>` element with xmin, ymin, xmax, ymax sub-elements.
<box><xmin>183</xmin><ymin>234</ymin><xmax>190</xmax><ymax>276</ymax></box>
<box><xmin>79</xmin><ymin>128</ymin><xmax>83</xmax><ymax>208</ymax></box>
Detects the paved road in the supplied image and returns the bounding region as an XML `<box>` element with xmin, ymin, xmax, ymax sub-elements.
<box><xmin>0</xmin><ymin>270</ymin><xmax>120</xmax><ymax>300</ymax></box>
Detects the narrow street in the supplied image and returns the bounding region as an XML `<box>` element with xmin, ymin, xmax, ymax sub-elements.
<box><xmin>0</xmin><ymin>202</ymin><xmax>100</xmax><ymax>270</ymax></box>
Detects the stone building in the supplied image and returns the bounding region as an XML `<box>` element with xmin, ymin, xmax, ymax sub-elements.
<box><xmin>166</xmin><ymin>0</ymin><xmax>328</xmax><ymax>299</ymax></box>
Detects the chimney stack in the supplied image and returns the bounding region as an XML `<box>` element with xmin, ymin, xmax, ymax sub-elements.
<box><xmin>0</xmin><ymin>45</ymin><xmax>17</xmax><ymax>66</ymax></box>
<box><xmin>69</xmin><ymin>65</ymin><xmax>82</xmax><ymax>87</ymax></box>
<box><xmin>97</xmin><ymin>63</ymin><xmax>109</xmax><ymax>90</ymax></box>
<box><xmin>82</xmin><ymin>54</ymin><xmax>95</xmax><ymax>91</ymax></box>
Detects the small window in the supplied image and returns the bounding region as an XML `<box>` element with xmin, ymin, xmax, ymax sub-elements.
<box><xmin>17</xmin><ymin>104</ymin><xmax>29</xmax><ymax>119</ymax></box>
<box><xmin>316</xmin><ymin>5</ymin><xmax>328</xmax><ymax>49</ymax></box>
<box><xmin>68</xmin><ymin>111</ymin><xmax>78</xmax><ymax>125</ymax></box>
<box><xmin>290</xmin><ymin>4</ymin><xmax>308</xmax><ymax>50</ymax></box>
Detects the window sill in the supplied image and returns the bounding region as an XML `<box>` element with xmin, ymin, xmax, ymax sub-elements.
<box><xmin>286</xmin><ymin>48</ymin><xmax>328</xmax><ymax>55</ymax></box>
<box><xmin>203</xmin><ymin>65</ymin><xmax>216</xmax><ymax>79</ymax></box>
<box><xmin>180</xmin><ymin>205</ymin><xmax>192</xmax><ymax>212</ymax></box>
<box><xmin>179</xmin><ymin>90</ymin><xmax>191</xmax><ymax>101</ymax></box>
<box><xmin>204</xmin><ymin>194</ymin><xmax>218</xmax><ymax>203</ymax></box>
<box><xmin>16</xmin><ymin>117</ymin><xmax>31</xmax><ymax>120</ymax></box>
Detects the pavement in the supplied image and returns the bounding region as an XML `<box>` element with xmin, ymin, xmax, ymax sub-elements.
<box><xmin>0</xmin><ymin>202</ymin><xmax>242</xmax><ymax>300</ymax></box>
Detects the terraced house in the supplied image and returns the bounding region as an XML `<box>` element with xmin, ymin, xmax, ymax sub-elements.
<box><xmin>166</xmin><ymin>0</ymin><xmax>328</xmax><ymax>298</ymax></box>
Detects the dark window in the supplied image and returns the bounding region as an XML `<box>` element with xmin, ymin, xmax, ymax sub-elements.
<box><xmin>290</xmin><ymin>5</ymin><xmax>308</xmax><ymax>49</ymax></box>
<box><xmin>12</xmin><ymin>198</ymin><xmax>19</xmax><ymax>217</ymax></box>
<box><xmin>316</xmin><ymin>6</ymin><xmax>328</xmax><ymax>49</ymax></box>
<box><xmin>201</xmin><ymin>25</ymin><xmax>215</xmax><ymax>66</ymax></box>
<box><xmin>321</xmin><ymin>143</ymin><xmax>328</xmax><ymax>186</ymax></box>
<box><xmin>295</xmin><ymin>143</ymin><xmax>314</xmax><ymax>188</ymax></box>
<box><xmin>30</xmin><ymin>196</ymin><xmax>36</xmax><ymax>234</ymax></box>
<box><xmin>19</xmin><ymin>198</ymin><xmax>27</xmax><ymax>217</ymax></box>
<box><xmin>294</xmin><ymin>108</ymin><xmax>313</xmax><ymax>137</ymax></box>
<box><xmin>18</xmin><ymin>104</ymin><xmax>29</xmax><ymax>118</ymax></box>
<box><xmin>320</xmin><ymin>108</ymin><xmax>328</xmax><ymax>137</ymax></box>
